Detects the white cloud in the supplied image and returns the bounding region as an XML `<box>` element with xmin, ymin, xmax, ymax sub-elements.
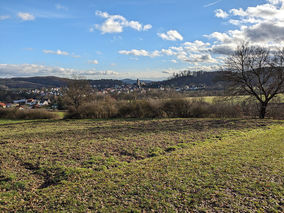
<box><xmin>183</xmin><ymin>40</ymin><xmax>211</xmax><ymax>52</ymax></box>
<box><xmin>96</xmin><ymin>11</ymin><xmax>109</xmax><ymax>18</ymax></box>
<box><xmin>89</xmin><ymin>60</ymin><xmax>99</xmax><ymax>64</ymax></box>
<box><xmin>215</xmin><ymin>9</ymin><xmax>229</xmax><ymax>18</ymax></box>
<box><xmin>171</xmin><ymin>59</ymin><xmax>177</xmax><ymax>63</ymax></box>
<box><xmin>0</xmin><ymin>15</ymin><xmax>10</xmax><ymax>21</ymax></box>
<box><xmin>0</xmin><ymin>64</ymin><xmax>120</xmax><ymax>78</ymax></box>
<box><xmin>118</xmin><ymin>39</ymin><xmax>220</xmax><ymax>65</ymax></box>
<box><xmin>55</xmin><ymin>4</ymin><xmax>68</xmax><ymax>11</ymax></box>
<box><xmin>158</xmin><ymin>30</ymin><xmax>183</xmax><ymax>41</ymax></box>
<box><xmin>205</xmin><ymin>0</ymin><xmax>284</xmax><ymax>55</ymax></box>
<box><xmin>161</xmin><ymin>48</ymin><xmax>175</xmax><ymax>56</ymax></box>
<box><xmin>17</xmin><ymin>12</ymin><xmax>35</xmax><ymax>21</ymax></box>
<box><xmin>267</xmin><ymin>0</ymin><xmax>284</xmax><ymax>4</ymax></box>
<box><xmin>229</xmin><ymin>3</ymin><xmax>280</xmax><ymax>19</ymax></box>
<box><xmin>43</xmin><ymin>49</ymin><xmax>69</xmax><ymax>56</ymax></box>
<box><xmin>80</xmin><ymin>70</ymin><xmax>119</xmax><ymax>76</ymax></box>
<box><xmin>187</xmin><ymin>64</ymin><xmax>220</xmax><ymax>72</ymax></box>
<box><xmin>205</xmin><ymin>31</ymin><xmax>232</xmax><ymax>43</ymax></box>
<box><xmin>162</xmin><ymin>69</ymin><xmax>178</xmax><ymax>74</ymax></box>
<box><xmin>184</xmin><ymin>54</ymin><xmax>217</xmax><ymax>63</ymax></box>
<box><xmin>119</xmin><ymin>49</ymin><xmax>160</xmax><ymax>57</ymax></box>
<box><xmin>94</xmin><ymin>10</ymin><xmax>152</xmax><ymax>34</ymax></box>
<box><xmin>0</xmin><ymin>64</ymin><xmax>74</xmax><ymax>77</ymax></box>
<box><xmin>143</xmin><ymin>24</ymin><xmax>152</xmax><ymax>31</ymax></box>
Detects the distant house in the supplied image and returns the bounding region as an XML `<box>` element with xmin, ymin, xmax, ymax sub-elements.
<box><xmin>16</xmin><ymin>106</ymin><xmax>24</xmax><ymax>110</ymax></box>
<box><xmin>0</xmin><ymin>102</ymin><xmax>6</xmax><ymax>108</ymax></box>
<box><xmin>13</xmin><ymin>99</ymin><xmax>27</xmax><ymax>105</ymax></box>
<box><xmin>6</xmin><ymin>103</ymin><xmax>19</xmax><ymax>108</ymax></box>
<box><xmin>27</xmin><ymin>99</ymin><xmax>36</xmax><ymax>105</ymax></box>
<box><xmin>40</xmin><ymin>100</ymin><xmax>49</xmax><ymax>106</ymax></box>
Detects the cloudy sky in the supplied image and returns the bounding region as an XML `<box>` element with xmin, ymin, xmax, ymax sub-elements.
<box><xmin>1</xmin><ymin>0</ymin><xmax>284</xmax><ymax>80</ymax></box>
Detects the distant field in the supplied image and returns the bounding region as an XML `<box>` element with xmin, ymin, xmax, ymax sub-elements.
<box><xmin>187</xmin><ymin>93</ymin><xmax>284</xmax><ymax>103</ymax></box>
<box><xmin>0</xmin><ymin>118</ymin><xmax>283</xmax><ymax>211</ymax></box>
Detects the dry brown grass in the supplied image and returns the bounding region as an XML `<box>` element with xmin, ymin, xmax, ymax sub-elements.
<box><xmin>0</xmin><ymin>109</ymin><xmax>59</xmax><ymax>120</ymax></box>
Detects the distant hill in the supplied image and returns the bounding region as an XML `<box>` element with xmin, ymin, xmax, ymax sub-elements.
<box><xmin>0</xmin><ymin>72</ymin><xmax>223</xmax><ymax>90</ymax></box>
<box><xmin>149</xmin><ymin>71</ymin><xmax>224</xmax><ymax>89</ymax></box>
<box><xmin>89</xmin><ymin>79</ymin><xmax>124</xmax><ymax>89</ymax></box>
<box><xmin>121</xmin><ymin>79</ymin><xmax>152</xmax><ymax>84</ymax></box>
<box><xmin>121</xmin><ymin>79</ymin><xmax>137</xmax><ymax>84</ymax></box>
<box><xmin>12</xmin><ymin>76</ymin><xmax>71</xmax><ymax>87</ymax></box>
<box><xmin>0</xmin><ymin>76</ymin><xmax>71</xmax><ymax>89</ymax></box>
<box><xmin>0</xmin><ymin>76</ymin><xmax>155</xmax><ymax>89</ymax></box>
<box><xmin>0</xmin><ymin>76</ymin><xmax>126</xmax><ymax>90</ymax></box>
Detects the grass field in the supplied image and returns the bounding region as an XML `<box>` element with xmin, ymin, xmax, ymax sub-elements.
<box><xmin>186</xmin><ymin>93</ymin><xmax>284</xmax><ymax>103</ymax></box>
<box><xmin>0</xmin><ymin>118</ymin><xmax>283</xmax><ymax>212</ymax></box>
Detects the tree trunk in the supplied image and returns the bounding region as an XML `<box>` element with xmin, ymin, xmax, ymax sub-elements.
<box><xmin>259</xmin><ymin>102</ymin><xmax>267</xmax><ymax>119</ymax></box>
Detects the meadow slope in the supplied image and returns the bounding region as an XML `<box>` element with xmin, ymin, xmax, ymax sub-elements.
<box><xmin>0</xmin><ymin>118</ymin><xmax>283</xmax><ymax>212</ymax></box>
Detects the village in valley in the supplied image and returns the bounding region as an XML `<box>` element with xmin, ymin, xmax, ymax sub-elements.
<box><xmin>0</xmin><ymin>76</ymin><xmax>208</xmax><ymax>110</ymax></box>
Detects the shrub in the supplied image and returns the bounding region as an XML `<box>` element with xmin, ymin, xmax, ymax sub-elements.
<box><xmin>189</xmin><ymin>99</ymin><xmax>212</xmax><ymax>118</ymax></box>
<box><xmin>0</xmin><ymin>109</ymin><xmax>59</xmax><ymax>120</ymax></box>
<box><xmin>211</xmin><ymin>98</ymin><xmax>243</xmax><ymax>118</ymax></box>
<box><xmin>65</xmin><ymin>99</ymin><xmax>118</xmax><ymax>119</ymax></box>
<box><xmin>267</xmin><ymin>103</ymin><xmax>284</xmax><ymax>119</ymax></box>
<box><xmin>162</xmin><ymin>99</ymin><xmax>191</xmax><ymax>118</ymax></box>
<box><xmin>118</xmin><ymin>99</ymin><xmax>164</xmax><ymax>118</ymax></box>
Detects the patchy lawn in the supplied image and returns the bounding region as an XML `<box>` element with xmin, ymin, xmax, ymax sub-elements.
<box><xmin>0</xmin><ymin>118</ymin><xmax>283</xmax><ymax>212</ymax></box>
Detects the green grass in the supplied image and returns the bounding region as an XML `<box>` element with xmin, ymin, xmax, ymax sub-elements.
<box><xmin>52</xmin><ymin>111</ymin><xmax>66</xmax><ymax>119</ymax></box>
<box><xmin>186</xmin><ymin>93</ymin><xmax>284</xmax><ymax>103</ymax></box>
<box><xmin>0</xmin><ymin>118</ymin><xmax>283</xmax><ymax>212</ymax></box>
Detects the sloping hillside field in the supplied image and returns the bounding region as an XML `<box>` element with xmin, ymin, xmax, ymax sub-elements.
<box><xmin>0</xmin><ymin>118</ymin><xmax>283</xmax><ymax>212</ymax></box>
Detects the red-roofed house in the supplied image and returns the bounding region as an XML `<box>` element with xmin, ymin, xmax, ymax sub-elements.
<box><xmin>0</xmin><ymin>102</ymin><xmax>6</xmax><ymax>108</ymax></box>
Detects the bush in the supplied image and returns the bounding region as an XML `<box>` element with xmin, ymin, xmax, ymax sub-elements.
<box><xmin>118</xmin><ymin>99</ymin><xmax>164</xmax><ymax>118</ymax></box>
<box><xmin>211</xmin><ymin>98</ymin><xmax>243</xmax><ymax>118</ymax></box>
<box><xmin>267</xmin><ymin>103</ymin><xmax>284</xmax><ymax>119</ymax></box>
<box><xmin>0</xmin><ymin>109</ymin><xmax>59</xmax><ymax>120</ymax></box>
<box><xmin>65</xmin><ymin>97</ymin><xmax>118</xmax><ymax>119</ymax></box>
<box><xmin>188</xmin><ymin>99</ymin><xmax>212</xmax><ymax>118</ymax></box>
<box><xmin>78</xmin><ymin>102</ymin><xmax>118</xmax><ymax>119</ymax></box>
<box><xmin>162</xmin><ymin>99</ymin><xmax>191</xmax><ymax>118</ymax></box>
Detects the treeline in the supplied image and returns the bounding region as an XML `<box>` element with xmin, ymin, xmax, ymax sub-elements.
<box><xmin>149</xmin><ymin>71</ymin><xmax>224</xmax><ymax>88</ymax></box>
<box><xmin>1</xmin><ymin>96</ymin><xmax>283</xmax><ymax>120</ymax></box>
<box><xmin>65</xmin><ymin>97</ymin><xmax>284</xmax><ymax>120</ymax></box>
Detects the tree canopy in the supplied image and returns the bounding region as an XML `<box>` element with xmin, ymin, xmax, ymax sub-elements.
<box><xmin>223</xmin><ymin>43</ymin><xmax>284</xmax><ymax>118</ymax></box>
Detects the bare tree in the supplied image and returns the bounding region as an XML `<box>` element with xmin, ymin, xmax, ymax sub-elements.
<box><xmin>223</xmin><ymin>43</ymin><xmax>284</xmax><ymax>118</ymax></box>
<box><xmin>63</xmin><ymin>78</ymin><xmax>93</xmax><ymax>113</ymax></box>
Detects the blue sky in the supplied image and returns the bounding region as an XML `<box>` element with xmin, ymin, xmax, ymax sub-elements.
<box><xmin>1</xmin><ymin>0</ymin><xmax>284</xmax><ymax>80</ymax></box>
